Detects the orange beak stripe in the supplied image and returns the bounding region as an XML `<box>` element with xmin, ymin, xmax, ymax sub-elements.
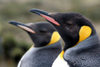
<box><xmin>18</xmin><ymin>25</ymin><xmax>36</xmax><ymax>34</ymax></box>
<box><xmin>40</xmin><ymin>14</ymin><xmax>60</xmax><ymax>26</ymax></box>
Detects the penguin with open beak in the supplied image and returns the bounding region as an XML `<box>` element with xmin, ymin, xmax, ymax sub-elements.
<box><xmin>9</xmin><ymin>21</ymin><xmax>62</xmax><ymax>67</ymax></box>
<box><xmin>30</xmin><ymin>9</ymin><xmax>100</xmax><ymax>67</ymax></box>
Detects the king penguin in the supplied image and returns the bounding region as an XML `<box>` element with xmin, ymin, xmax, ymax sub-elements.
<box><xmin>9</xmin><ymin>21</ymin><xmax>62</xmax><ymax>67</ymax></box>
<box><xmin>30</xmin><ymin>9</ymin><xmax>100</xmax><ymax>67</ymax></box>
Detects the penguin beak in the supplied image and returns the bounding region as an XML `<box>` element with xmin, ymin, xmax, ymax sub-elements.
<box><xmin>9</xmin><ymin>21</ymin><xmax>36</xmax><ymax>34</ymax></box>
<box><xmin>30</xmin><ymin>9</ymin><xmax>60</xmax><ymax>26</ymax></box>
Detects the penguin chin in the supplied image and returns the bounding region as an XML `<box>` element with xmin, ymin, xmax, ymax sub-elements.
<box><xmin>34</xmin><ymin>42</ymin><xmax>49</xmax><ymax>47</ymax></box>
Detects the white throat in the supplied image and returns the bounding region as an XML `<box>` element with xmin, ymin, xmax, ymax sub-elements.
<box><xmin>52</xmin><ymin>54</ymin><xmax>69</xmax><ymax>67</ymax></box>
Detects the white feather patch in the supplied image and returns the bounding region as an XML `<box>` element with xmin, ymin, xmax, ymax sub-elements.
<box><xmin>52</xmin><ymin>55</ymin><xmax>69</xmax><ymax>67</ymax></box>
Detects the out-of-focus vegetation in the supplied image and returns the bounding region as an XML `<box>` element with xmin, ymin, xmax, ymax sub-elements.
<box><xmin>2</xmin><ymin>35</ymin><xmax>30</xmax><ymax>62</ymax></box>
<box><xmin>0</xmin><ymin>0</ymin><xmax>100</xmax><ymax>67</ymax></box>
<box><xmin>1</xmin><ymin>35</ymin><xmax>30</xmax><ymax>67</ymax></box>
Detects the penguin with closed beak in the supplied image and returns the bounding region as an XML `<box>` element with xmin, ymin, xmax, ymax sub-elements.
<box><xmin>30</xmin><ymin>9</ymin><xmax>100</xmax><ymax>67</ymax></box>
<box><xmin>9</xmin><ymin>21</ymin><xmax>62</xmax><ymax>67</ymax></box>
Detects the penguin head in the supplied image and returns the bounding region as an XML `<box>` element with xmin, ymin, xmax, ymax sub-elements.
<box><xmin>30</xmin><ymin>9</ymin><xmax>96</xmax><ymax>49</ymax></box>
<box><xmin>9</xmin><ymin>21</ymin><xmax>60</xmax><ymax>47</ymax></box>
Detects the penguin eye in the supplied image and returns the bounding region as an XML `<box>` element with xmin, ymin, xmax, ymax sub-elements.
<box><xmin>66</xmin><ymin>21</ymin><xmax>73</xmax><ymax>25</ymax></box>
<box><xmin>63</xmin><ymin>21</ymin><xmax>73</xmax><ymax>27</ymax></box>
<box><xmin>39</xmin><ymin>29</ymin><xmax>47</xmax><ymax>33</ymax></box>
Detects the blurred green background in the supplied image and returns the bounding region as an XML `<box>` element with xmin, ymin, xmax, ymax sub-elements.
<box><xmin>0</xmin><ymin>0</ymin><xmax>100</xmax><ymax>67</ymax></box>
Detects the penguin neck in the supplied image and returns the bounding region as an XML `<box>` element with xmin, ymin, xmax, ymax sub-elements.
<box><xmin>31</xmin><ymin>39</ymin><xmax>48</xmax><ymax>47</ymax></box>
<box><xmin>65</xmin><ymin>33</ymin><xmax>100</xmax><ymax>55</ymax></box>
<box><xmin>63</xmin><ymin>25</ymin><xmax>97</xmax><ymax>51</ymax></box>
<box><xmin>55</xmin><ymin>26</ymin><xmax>77</xmax><ymax>50</ymax></box>
<box><xmin>33</xmin><ymin>39</ymin><xmax>62</xmax><ymax>49</ymax></box>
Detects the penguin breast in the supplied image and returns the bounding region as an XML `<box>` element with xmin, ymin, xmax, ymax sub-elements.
<box><xmin>52</xmin><ymin>55</ymin><xmax>69</xmax><ymax>67</ymax></box>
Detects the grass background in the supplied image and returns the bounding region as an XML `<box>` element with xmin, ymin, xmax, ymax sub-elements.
<box><xmin>0</xmin><ymin>0</ymin><xmax>100</xmax><ymax>67</ymax></box>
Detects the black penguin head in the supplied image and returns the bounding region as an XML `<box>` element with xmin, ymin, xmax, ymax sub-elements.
<box><xmin>9</xmin><ymin>21</ymin><xmax>60</xmax><ymax>47</ymax></box>
<box><xmin>30</xmin><ymin>9</ymin><xmax>96</xmax><ymax>49</ymax></box>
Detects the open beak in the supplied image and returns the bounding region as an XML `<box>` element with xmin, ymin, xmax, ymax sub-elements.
<box><xmin>9</xmin><ymin>21</ymin><xmax>36</xmax><ymax>34</ymax></box>
<box><xmin>30</xmin><ymin>9</ymin><xmax>60</xmax><ymax>26</ymax></box>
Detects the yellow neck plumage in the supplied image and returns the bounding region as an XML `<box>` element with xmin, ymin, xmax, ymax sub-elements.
<box><xmin>47</xmin><ymin>31</ymin><xmax>61</xmax><ymax>45</ymax></box>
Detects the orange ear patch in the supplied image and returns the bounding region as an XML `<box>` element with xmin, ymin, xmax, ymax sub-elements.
<box><xmin>77</xmin><ymin>26</ymin><xmax>92</xmax><ymax>44</ymax></box>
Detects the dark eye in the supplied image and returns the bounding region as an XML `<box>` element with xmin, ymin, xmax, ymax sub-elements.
<box><xmin>66</xmin><ymin>21</ymin><xmax>73</xmax><ymax>25</ymax></box>
<box><xmin>39</xmin><ymin>29</ymin><xmax>47</xmax><ymax>33</ymax></box>
<box><xmin>63</xmin><ymin>21</ymin><xmax>73</xmax><ymax>27</ymax></box>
